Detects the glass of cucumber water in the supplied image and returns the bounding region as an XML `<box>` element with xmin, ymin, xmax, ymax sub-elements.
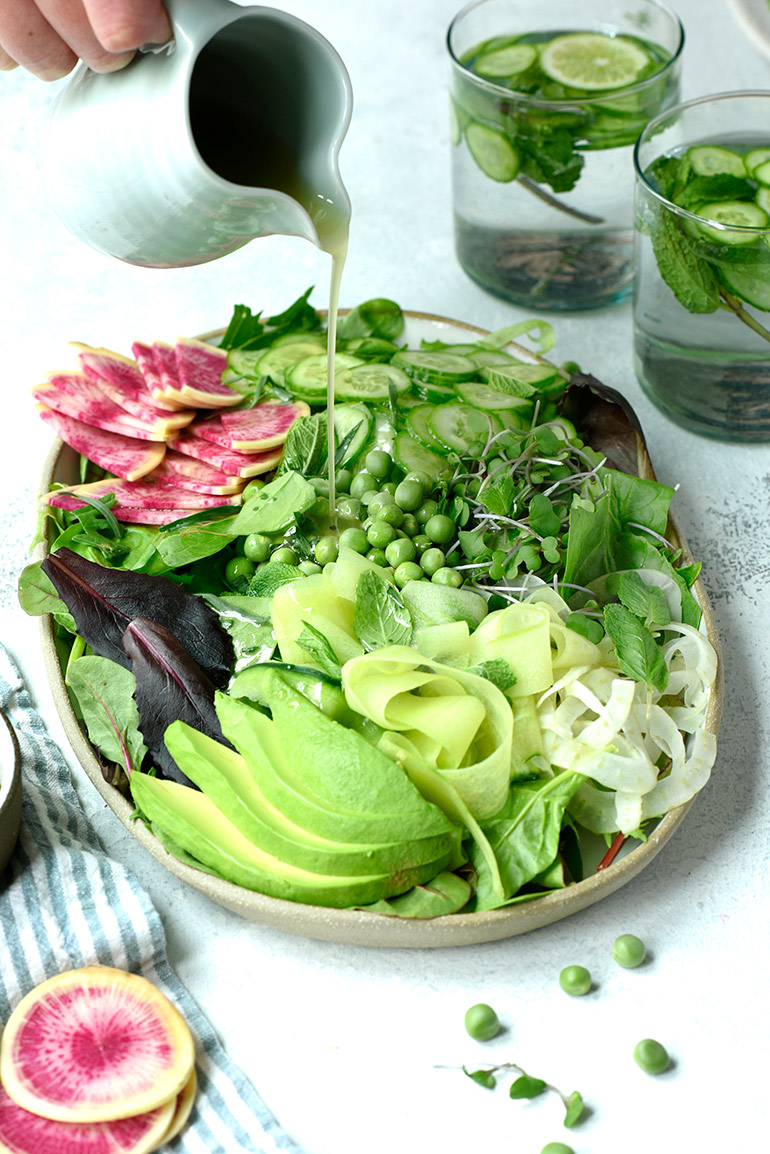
<box><xmin>633</xmin><ymin>91</ymin><xmax>770</xmax><ymax>440</ymax></box>
<box><xmin>447</xmin><ymin>0</ymin><xmax>683</xmax><ymax>311</ymax></box>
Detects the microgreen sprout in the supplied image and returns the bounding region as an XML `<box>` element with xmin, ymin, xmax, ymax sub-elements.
<box><xmin>454</xmin><ymin>1063</ymin><xmax>585</xmax><ymax>1129</ymax></box>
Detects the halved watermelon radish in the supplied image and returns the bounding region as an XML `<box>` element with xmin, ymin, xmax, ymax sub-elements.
<box><xmin>0</xmin><ymin>1083</ymin><xmax>175</xmax><ymax>1154</ymax></box>
<box><xmin>37</xmin><ymin>407</ymin><xmax>165</xmax><ymax>481</ymax></box>
<box><xmin>44</xmin><ymin>477</ymin><xmax>242</xmax><ymax>512</ymax></box>
<box><xmin>148</xmin><ymin>459</ymin><xmax>245</xmax><ymax>495</ymax></box>
<box><xmin>0</xmin><ymin>966</ymin><xmax>195</xmax><ymax>1124</ymax></box>
<box><xmin>173</xmin><ymin>338</ymin><xmax>241</xmax><ymax>409</ymax></box>
<box><xmin>33</xmin><ymin>375</ymin><xmax>167</xmax><ymax>442</ymax></box>
<box><xmin>195</xmin><ymin>400</ymin><xmax>309</xmax><ymax>453</ymax></box>
<box><xmin>168</xmin><ymin>431</ymin><xmax>283</xmax><ymax>478</ymax></box>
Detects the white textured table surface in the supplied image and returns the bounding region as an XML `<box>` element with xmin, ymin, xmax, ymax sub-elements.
<box><xmin>1</xmin><ymin>2</ymin><xmax>768</xmax><ymax>1151</ymax></box>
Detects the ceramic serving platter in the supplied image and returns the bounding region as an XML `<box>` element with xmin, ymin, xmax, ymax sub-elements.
<box><xmin>36</xmin><ymin>311</ymin><xmax>723</xmax><ymax>947</ymax></box>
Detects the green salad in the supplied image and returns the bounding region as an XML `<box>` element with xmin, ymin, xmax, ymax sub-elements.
<box><xmin>19</xmin><ymin>293</ymin><xmax>719</xmax><ymax>918</ymax></box>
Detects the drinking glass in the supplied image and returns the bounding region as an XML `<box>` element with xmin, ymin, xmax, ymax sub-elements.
<box><xmin>633</xmin><ymin>91</ymin><xmax>770</xmax><ymax>440</ymax></box>
<box><xmin>447</xmin><ymin>0</ymin><xmax>683</xmax><ymax>311</ymax></box>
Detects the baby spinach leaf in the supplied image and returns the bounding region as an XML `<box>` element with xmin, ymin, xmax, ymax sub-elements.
<box><xmin>66</xmin><ymin>655</ymin><xmax>147</xmax><ymax>778</ymax></box>
<box><xmin>603</xmin><ymin>603</ymin><xmax>668</xmax><ymax>693</ymax></box>
<box><xmin>155</xmin><ymin>509</ymin><xmax>240</xmax><ymax>568</ymax></box>
<box><xmin>336</xmin><ymin>298</ymin><xmax>404</xmax><ymax>342</ymax></box>
<box><xmin>41</xmin><ymin>547</ymin><xmax>234</xmax><ymax>688</ymax></box>
<box><xmin>353</xmin><ymin>570</ymin><xmax>412</xmax><ymax>652</ymax></box>
<box><xmin>229</xmin><ymin>471</ymin><xmax>316</xmax><ymax>536</ymax></box>
<box><xmin>18</xmin><ymin>561</ymin><xmax>76</xmax><ymax>632</ymax></box>
<box><xmin>203</xmin><ymin>594</ymin><xmax>275</xmax><ymax>669</ymax></box>
<box><xmin>122</xmin><ymin>616</ymin><xmax>232</xmax><ymax>785</ymax></box>
<box><xmin>360</xmin><ymin>871</ymin><xmax>472</xmax><ymax>918</ymax></box>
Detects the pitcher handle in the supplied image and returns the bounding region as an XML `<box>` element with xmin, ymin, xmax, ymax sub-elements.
<box><xmin>162</xmin><ymin>0</ymin><xmax>238</xmax><ymax>49</ymax></box>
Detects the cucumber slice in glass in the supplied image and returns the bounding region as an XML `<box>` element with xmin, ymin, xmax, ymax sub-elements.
<box><xmin>429</xmin><ymin>402</ymin><xmax>501</xmax><ymax>456</ymax></box>
<box><xmin>757</xmin><ymin>188</ymin><xmax>770</xmax><ymax>215</ymax></box>
<box><xmin>753</xmin><ymin>160</ymin><xmax>770</xmax><ymax>188</ymax></box>
<box><xmin>539</xmin><ymin>33</ymin><xmax>651</xmax><ymax>91</ymax></box>
<box><xmin>745</xmin><ymin>148</ymin><xmax>770</xmax><ymax>178</ymax></box>
<box><xmin>473</xmin><ymin>42</ymin><xmax>537</xmax><ymax>79</ymax></box>
<box><xmin>696</xmin><ymin>200</ymin><xmax>769</xmax><ymax>245</ymax></box>
<box><xmin>719</xmin><ymin>264</ymin><xmax>770</xmax><ymax>311</ymax></box>
<box><xmin>334</xmin><ymin>362</ymin><xmax>412</xmax><ymax>402</ymax></box>
<box><xmin>686</xmin><ymin>146</ymin><xmax>746</xmax><ymax>178</ymax></box>
<box><xmin>464</xmin><ymin>123</ymin><xmax>519</xmax><ymax>182</ymax></box>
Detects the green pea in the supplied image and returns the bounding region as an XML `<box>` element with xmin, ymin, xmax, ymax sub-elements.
<box><xmin>335</xmin><ymin>467</ymin><xmax>353</xmax><ymax>493</ymax></box>
<box><xmin>385</xmin><ymin>538</ymin><xmax>416</xmax><ymax>568</ymax></box>
<box><xmin>366</xmin><ymin>548</ymin><xmax>388</xmax><ymax>567</ymax></box>
<box><xmin>243</xmin><ymin>533</ymin><xmax>272</xmax><ymax>563</ymax></box>
<box><xmin>241</xmin><ymin>477</ymin><xmax>266</xmax><ymax>499</ymax></box>
<box><xmin>309</xmin><ymin>476</ymin><xmax>330</xmax><ymax>495</ymax></box>
<box><xmin>378</xmin><ymin>503</ymin><xmax>404</xmax><ymax>528</ymax></box>
<box><xmin>298</xmin><ymin>561</ymin><xmax>322</xmax><ymax>576</ymax></box>
<box><xmin>225</xmin><ymin>556</ymin><xmax>255</xmax><ymax>586</ymax></box>
<box><xmin>412</xmin><ymin>533</ymin><xmax>431</xmax><ymax>556</ymax></box>
<box><xmin>405</xmin><ymin>470</ymin><xmax>433</xmax><ymax>491</ymax></box>
<box><xmin>381</xmin><ymin>481</ymin><xmax>398</xmax><ymax>496</ymax></box>
<box><xmin>559</xmin><ymin>965</ymin><xmax>591</xmax><ymax>996</ymax></box>
<box><xmin>431</xmin><ymin>567</ymin><xmax>462</xmax><ymax>588</ymax></box>
<box><xmin>393</xmin><ymin>561</ymin><xmax>423</xmax><ymax>587</ymax></box>
<box><xmin>364</xmin><ymin>448</ymin><xmax>392</xmax><ymax>480</ymax></box>
<box><xmin>339</xmin><ymin>527</ymin><xmax>369</xmax><ymax>555</ymax></box>
<box><xmin>367</xmin><ymin>520</ymin><xmax>398</xmax><ymax>549</ymax></box>
<box><xmin>270</xmin><ymin>546</ymin><xmax>298</xmax><ymax>565</ymax></box>
<box><xmin>359</xmin><ymin>487</ymin><xmax>381</xmax><ymax>508</ymax></box>
<box><xmin>424</xmin><ymin>513</ymin><xmax>456</xmax><ymax>546</ymax></box>
<box><xmin>633</xmin><ymin>1038</ymin><xmax>669</xmax><ymax>1075</ymax></box>
<box><xmin>420</xmin><ymin>547</ymin><xmax>446</xmax><ymax>577</ymax></box>
<box><xmin>415</xmin><ymin>498</ymin><xmax>438</xmax><ymax>525</ymax></box>
<box><xmin>310</xmin><ymin>496</ymin><xmax>330</xmax><ymax>522</ymax></box>
<box><xmin>368</xmin><ymin>490</ymin><xmax>396</xmax><ymax>516</ymax></box>
<box><xmin>400</xmin><ymin>513</ymin><xmax>420</xmax><ymax>537</ymax></box>
<box><xmin>350</xmin><ymin>471</ymin><xmax>379</xmax><ymax>499</ymax></box>
<box><xmin>613</xmin><ymin>933</ymin><xmax>647</xmax><ymax>969</ymax></box>
<box><xmin>335</xmin><ymin>496</ymin><xmax>361</xmax><ymax>522</ymax></box>
<box><xmin>541</xmin><ymin>1144</ymin><xmax>575</xmax><ymax>1154</ymax></box>
<box><xmin>394</xmin><ymin>478</ymin><xmax>424</xmax><ymax>512</ymax></box>
<box><xmin>464</xmin><ymin>1003</ymin><xmax>500</xmax><ymax>1042</ymax></box>
<box><xmin>314</xmin><ymin>535</ymin><xmax>339</xmax><ymax>566</ymax></box>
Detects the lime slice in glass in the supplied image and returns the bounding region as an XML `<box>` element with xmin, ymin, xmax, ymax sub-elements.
<box><xmin>474</xmin><ymin>43</ymin><xmax>538</xmax><ymax>79</ymax></box>
<box><xmin>539</xmin><ymin>33</ymin><xmax>651</xmax><ymax>91</ymax></box>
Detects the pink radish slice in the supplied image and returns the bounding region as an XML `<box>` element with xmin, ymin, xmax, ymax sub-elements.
<box><xmin>76</xmin><ymin>358</ymin><xmax>195</xmax><ymax>432</ymax></box>
<box><xmin>0</xmin><ymin>1085</ymin><xmax>175</xmax><ymax>1154</ymax></box>
<box><xmin>173</xmin><ymin>338</ymin><xmax>241</xmax><ymax>408</ymax></box>
<box><xmin>44</xmin><ymin>477</ymin><xmax>241</xmax><ymax>511</ymax></box>
<box><xmin>168</xmin><ymin>431</ymin><xmax>283</xmax><ymax>477</ymax></box>
<box><xmin>148</xmin><ymin>460</ymin><xmax>245</xmax><ymax>495</ymax></box>
<box><xmin>219</xmin><ymin>400</ymin><xmax>310</xmax><ymax>449</ymax></box>
<box><xmin>36</xmin><ymin>406</ymin><xmax>165</xmax><ymax>481</ymax></box>
<box><xmin>161</xmin><ymin>448</ymin><xmax>241</xmax><ymax>486</ymax></box>
<box><xmin>156</xmin><ymin>1069</ymin><xmax>197</xmax><ymax>1147</ymax></box>
<box><xmin>131</xmin><ymin>342</ymin><xmax>189</xmax><ymax>412</ymax></box>
<box><xmin>0</xmin><ymin>966</ymin><xmax>195</xmax><ymax>1124</ymax></box>
<box><xmin>100</xmin><ymin>506</ymin><xmax>234</xmax><ymax>525</ymax></box>
<box><xmin>33</xmin><ymin>375</ymin><xmax>167</xmax><ymax>442</ymax></box>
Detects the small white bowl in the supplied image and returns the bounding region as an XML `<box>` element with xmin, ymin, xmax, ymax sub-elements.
<box><xmin>0</xmin><ymin>708</ymin><xmax>22</xmax><ymax>875</ymax></box>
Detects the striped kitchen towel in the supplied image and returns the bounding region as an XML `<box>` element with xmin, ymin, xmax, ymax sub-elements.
<box><xmin>0</xmin><ymin>641</ymin><xmax>302</xmax><ymax>1154</ymax></box>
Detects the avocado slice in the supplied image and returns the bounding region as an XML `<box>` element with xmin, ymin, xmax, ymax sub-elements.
<box><xmin>164</xmin><ymin>720</ymin><xmax>459</xmax><ymax>877</ymax></box>
<box><xmin>131</xmin><ymin>772</ymin><xmax>456</xmax><ymax>907</ymax></box>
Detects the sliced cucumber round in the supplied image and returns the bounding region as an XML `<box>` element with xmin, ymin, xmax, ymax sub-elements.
<box><xmin>393</xmin><ymin>432</ymin><xmax>450</xmax><ymax>479</ymax></box>
<box><xmin>686</xmin><ymin>146</ymin><xmax>746</xmax><ymax>178</ymax></box>
<box><xmin>334</xmin><ymin>361</ymin><xmax>412</xmax><ymax>402</ymax></box>
<box><xmin>333</xmin><ymin>403</ymin><xmax>373</xmax><ymax>464</ymax></box>
<box><xmin>391</xmin><ymin>349</ymin><xmax>479</xmax><ymax>386</ymax></box>
<box><xmin>406</xmin><ymin>404</ymin><xmax>447</xmax><ymax>451</ymax></box>
<box><xmin>745</xmin><ymin>148</ymin><xmax>770</xmax><ymax>178</ymax></box>
<box><xmin>474</xmin><ymin>42</ymin><xmax>537</xmax><ymax>79</ymax></box>
<box><xmin>226</xmin><ymin>348</ymin><xmax>265</xmax><ymax>380</ymax></box>
<box><xmin>754</xmin><ymin>160</ymin><xmax>770</xmax><ymax>188</ymax></box>
<box><xmin>719</xmin><ymin>264</ymin><xmax>770</xmax><ymax>311</ymax></box>
<box><xmin>757</xmin><ymin>187</ymin><xmax>770</xmax><ymax>215</ymax></box>
<box><xmin>467</xmin><ymin>349</ymin><xmax>517</xmax><ymax>369</ymax></box>
<box><xmin>455</xmin><ymin>379</ymin><xmax>534</xmax><ymax>411</ymax></box>
<box><xmin>253</xmin><ymin>340</ymin><xmax>328</xmax><ymax>387</ymax></box>
<box><xmin>284</xmin><ymin>352</ymin><xmax>363</xmax><ymax>401</ymax></box>
<box><xmin>429</xmin><ymin>402</ymin><xmax>501</xmax><ymax>456</ymax></box>
<box><xmin>464</xmin><ymin>122</ymin><xmax>519</xmax><ymax>182</ymax></box>
<box><xmin>696</xmin><ymin>200</ymin><xmax>769</xmax><ymax>245</ymax></box>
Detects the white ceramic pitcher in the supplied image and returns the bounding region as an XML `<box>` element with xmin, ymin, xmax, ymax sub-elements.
<box><xmin>40</xmin><ymin>0</ymin><xmax>352</xmax><ymax>267</ymax></box>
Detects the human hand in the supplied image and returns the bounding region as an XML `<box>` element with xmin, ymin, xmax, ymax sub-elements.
<box><xmin>0</xmin><ymin>0</ymin><xmax>172</xmax><ymax>80</ymax></box>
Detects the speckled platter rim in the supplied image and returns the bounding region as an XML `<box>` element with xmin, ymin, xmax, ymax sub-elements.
<box><xmin>36</xmin><ymin>310</ymin><xmax>723</xmax><ymax>948</ymax></box>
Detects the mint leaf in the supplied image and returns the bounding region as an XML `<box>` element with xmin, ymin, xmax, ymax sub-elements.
<box><xmin>603</xmin><ymin>603</ymin><xmax>668</xmax><ymax>693</ymax></box>
<box><xmin>353</xmin><ymin>570</ymin><xmax>412</xmax><ymax>651</ymax></box>
<box><xmin>477</xmin><ymin>472</ymin><xmax>516</xmax><ymax>517</ymax></box>
<box><xmin>278</xmin><ymin>413</ymin><xmax>328</xmax><ymax>476</ymax></box>
<box><xmin>616</xmin><ymin>570</ymin><xmax>671</xmax><ymax>629</ymax></box>
<box><xmin>249</xmin><ymin>563</ymin><xmax>303</xmax><ymax>597</ymax></box>
<box><xmin>650</xmin><ymin>204</ymin><xmax>720</xmax><ymax>314</ymax></box>
<box><xmin>467</xmin><ymin>659</ymin><xmax>517</xmax><ymax>691</ymax></box>
<box><xmin>296</xmin><ymin>621</ymin><xmax>342</xmax><ymax>680</ymax></box>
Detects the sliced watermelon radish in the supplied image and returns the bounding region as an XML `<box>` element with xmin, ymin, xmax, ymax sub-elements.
<box><xmin>168</xmin><ymin>431</ymin><xmax>283</xmax><ymax>477</ymax></box>
<box><xmin>161</xmin><ymin>448</ymin><xmax>241</xmax><ymax>487</ymax></box>
<box><xmin>97</xmin><ymin>506</ymin><xmax>233</xmax><ymax>525</ymax></box>
<box><xmin>37</xmin><ymin>406</ymin><xmax>165</xmax><ymax>481</ymax></box>
<box><xmin>156</xmin><ymin>1069</ymin><xmax>197</xmax><ymax>1147</ymax></box>
<box><xmin>33</xmin><ymin>375</ymin><xmax>167</xmax><ymax>442</ymax></box>
<box><xmin>0</xmin><ymin>965</ymin><xmax>195</xmax><ymax>1124</ymax></box>
<box><xmin>0</xmin><ymin>1084</ymin><xmax>175</xmax><ymax>1154</ymax></box>
<box><xmin>173</xmin><ymin>338</ymin><xmax>241</xmax><ymax>408</ymax></box>
<box><xmin>45</xmin><ymin>477</ymin><xmax>242</xmax><ymax>512</ymax></box>
<box><xmin>74</xmin><ymin>346</ymin><xmax>195</xmax><ymax>432</ymax></box>
<box><xmin>148</xmin><ymin>459</ymin><xmax>245</xmax><ymax>495</ymax></box>
<box><xmin>131</xmin><ymin>341</ymin><xmax>189</xmax><ymax>413</ymax></box>
<box><xmin>195</xmin><ymin>400</ymin><xmax>309</xmax><ymax>453</ymax></box>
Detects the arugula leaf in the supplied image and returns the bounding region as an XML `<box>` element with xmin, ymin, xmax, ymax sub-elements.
<box><xmin>603</xmin><ymin>603</ymin><xmax>668</xmax><ymax>693</ymax></box>
<box><xmin>219</xmin><ymin>287</ymin><xmax>320</xmax><ymax>351</ymax></box>
<box><xmin>296</xmin><ymin>621</ymin><xmax>343</xmax><ymax>680</ymax></box>
<box><xmin>353</xmin><ymin>570</ymin><xmax>412</xmax><ymax>651</ymax></box>
<box><xmin>616</xmin><ymin>570</ymin><xmax>671</xmax><ymax>629</ymax></box>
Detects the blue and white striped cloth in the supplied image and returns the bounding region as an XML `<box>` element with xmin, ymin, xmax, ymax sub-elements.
<box><xmin>0</xmin><ymin>642</ymin><xmax>302</xmax><ymax>1154</ymax></box>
